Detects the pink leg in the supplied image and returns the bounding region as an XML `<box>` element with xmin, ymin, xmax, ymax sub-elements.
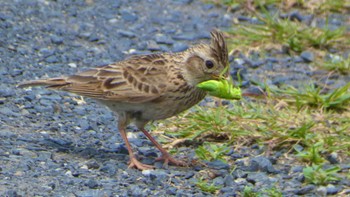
<box><xmin>118</xmin><ymin>115</ymin><xmax>154</xmax><ymax>170</ymax></box>
<box><xmin>140</xmin><ymin>128</ymin><xmax>188</xmax><ymax>167</ymax></box>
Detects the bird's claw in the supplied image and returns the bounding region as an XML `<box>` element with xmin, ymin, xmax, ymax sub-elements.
<box><xmin>128</xmin><ymin>157</ymin><xmax>155</xmax><ymax>170</ymax></box>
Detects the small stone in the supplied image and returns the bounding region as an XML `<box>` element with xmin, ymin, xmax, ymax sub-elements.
<box><xmin>130</xmin><ymin>185</ymin><xmax>143</xmax><ymax>196</ymax></box>
<box><xmin>248</xmin><ymin>156</ymin><xmax>276</xmax><ymax>173</ymax></box>
<box><xmin>316</xmin><ymin>186</ymin><xmax>327</xmax><ymax>196</ymax></box>
<box><xmin>86</xmin><ymin>160</ymin><xmax>100</xmax><ymax>169</ymax></box>
<box><xmin>75</xmin><ymin>190</ymin><xmax>112</xmax><ymax>197</ymax></box>
<box><xmin>172</xmin><ymin>34</ymin><xmax>196</xmax><ymax>41</ymax></box>
<box><xmin>272</xmin><ymin>76</ymin><xmax>290</xmax><ymax>86</ymax></box>
<box><xmin>36</xmin><ymin>151</ymin><xmax>52</xmax><ymax>161</ymax></box>
<box><xmin>154</xmin><ymin>34</ymin><xmax>173</xmax><ymax>45</ymax></box>
<box><xmin>223</xmin><ymin>174</ymin><xmax>234</xmax><ymax>187</ymax></box>
<box><xmin>300</xmin><ymin>51</ymin><xmax>314</xmax><ymax>62</ymax></box>
<box><xmin>39</xmin><ymin>48</ymin><xmax>55</xmax><ymax>57</ymax></box>
<box><xmin>147</xmin><ymin>40</ymin><xmax>161</xmax><ymax>51</ymax></box>
<box><xmin>207</xmin><ymin>160</ymin><xmax>230</xmax><ymax>170</ymax></box>
<box><xmin>4</xmin><ymin>190</ymin><xmax>19</xmax><ymax>197</ymax></box>
<box><xmin>12</xmin><ymin>149</ymin><xmax>21</xmax><ymax>155</ymax></box>
<box><xmin>145</xmin><ymin>170</ymin><xmax>168</xmax><ymax>181</ymax></box>
<box><xmin>45</xmin><ymin>55</ymin><xmax>59</xmax><ymax>63</ymax></box>
<box><xmin>291</xmin><ymin>165</ymin><xmax>303</xmax><ymax>173</ymax></box>
<box><xmin>326</xmin><ymin>184</ymin><xmax>340</xmax><ymax>195</ymax></box>
<box><xmin>245</xmin><ymin>59</ymin><xmax>265</xmax><ymax>68</ymax></box>
<box><xmin>68</xmin><ymin>63</ymin><xmax>77</xmax><ymax>68</ymax></box>
<box><xmin>166</xmin><ymin>187</ymin><xmax>177</xmax><ymax>195</ymax></box>
<box><xmin>234</xmin><ymin>178</ymin><xmax>248</xmax><ymax>185</ymax></box>
<box><xmin>184</xmin><ymin>171</ymin><xmax>194</xmax><ymax>179</ymax></box>
<box><xmin>44</xmin><ymin>138</ymin><xmax>73</xmax><ymax>147</ymax></box>
<box><xmin>0</xmin><ymin>88</ymin><xmax>15</xmax><ymax>97</ymax></box>
<box><xmin>173</xmin><ymin>0</ymin><xmax>193</xmax><ymax>5</ymax></box>
<box><xmin>120</xmin><ymin>10</ymin><xmax>138</xmax><ymax>22</ymax></box>
<box><xmin>326</xmin><ymin>152</ymin><xmax>339</xmax><ymax>164</ymax></box>
<box><xmin>172</xmin><ymin>43</ymin><xmax>188</xmax><ymax>52</ymax></box>
<box><xmin>280</xmin><ymin>11</ymin><xmax>304</xmax><ymax>22</ymax></box>
<box><xmin>0</xmin><ymin>97</ymin><xmax>5</xmax><ymax>104</ymax></box>
<box><xmin>100</xmin><ymin>163</ymin><xmax>117</xmax><ymax>176</ymax></box>
<box><xmin>88</xmin><ymin>33</ymin><xmax>99</xmax><ymax>42</ymax></box>
<box><xmin>85</xmin><ymin>179</ymin><xmax>99</xmax><ymax>189</ymax></box>
<box><xmin>108</xmin><ymin>18</ymin><xmax>118</xmax><ymax>23</ymax></box>
<box><xmin>50</xmin><ymin>35</ymin><xmax>63</xmax><ymax>44</ymax></box>
<box><xmin>0</xmin><ymin>107</ymin><xmax>19</xmax><ymax>117</ymax></box>
<box><xmin>293</xmin><ymin>144</ymin><xmax>304</xmax><ymax>152</ymax></box>
<box><xmin>213</xmin><ymin>176</ymin><xmax>225</xmax><ymax>186</ymax></box>
<box><xmin>295</xmin><ymin>185</ymin><xmax>315</xmax><ymax>195</ymax></box>
<box><xmin>117</xmin><ymin>30</ymin><xmax>136</xmax><ymax>38</ymax></box>
<box><xmin>221</xmin><ymin>187</ymin><xmax>238</xmax><ymax>196</ymax></box>
<box><xmin>343</xmin><ymin>189</ymin><xmax>350</xmax><ymax>194</ymax></box>
<box><xmin>246</xmin><ymin>172</ymin><xmax>269</xmax><ymax>184</ymax></box>
<box><xmin>0</xmin><ymin>129</ymin><xmax>16</xmax><ymax>138</ymax></box>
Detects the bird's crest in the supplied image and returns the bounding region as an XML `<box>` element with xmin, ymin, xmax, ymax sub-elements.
<box><xmin>210</xmin><ymin>30</ymin><xmax>228</xmax><ymax>68</ymax></box>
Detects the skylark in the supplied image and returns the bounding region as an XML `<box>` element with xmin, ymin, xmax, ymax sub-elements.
<box><xmin>18</xmin><ymin>30</ymin><xmax>229</xmax><ymax>170</ymax></box>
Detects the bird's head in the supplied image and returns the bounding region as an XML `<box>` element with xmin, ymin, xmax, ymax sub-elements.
<box><xmin>182</xmin><ymin>30</ymin><xmax>229</xmax><ymax>86</ymax></box>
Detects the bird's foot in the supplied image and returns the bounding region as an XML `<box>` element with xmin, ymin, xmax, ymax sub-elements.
<box><xmin>155</xmin><ymin>152</ymin><xmax>188</xmax><ymax>167</ymax></box>
<box><xmin>128</xmin><ymin>157</ymin><xmax>155</xmax><ymax>170</ymax></box>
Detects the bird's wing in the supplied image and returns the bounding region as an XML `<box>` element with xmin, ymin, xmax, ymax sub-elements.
<box><xmin>59</xmin><ymin>54</ymin><xmax>177</xmax><ymax>103</ymax></box>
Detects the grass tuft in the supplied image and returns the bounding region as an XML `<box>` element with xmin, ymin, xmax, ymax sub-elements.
<box><xmin>303</xmin><ymin>164</ymin><xmax>341</xmax><ymax>185</ymax></box>
<box><xmin>196</xmin><ymin>178</ymin><xmax>222</xmax><ymax>194</ymax></box>
<box><xmin>195</xmin><ymin>142</ymin><xmax>230</xmax><ymax>162</ymax></box>
<box><xmin>322</xmin><ymin>55</ymin><xmax>350</xmax><ymax>74</ymax></box>
<box><xmin>272</xmin><ymin>82</ymin><xmax>350</xmax><ymax>110</ymax></box>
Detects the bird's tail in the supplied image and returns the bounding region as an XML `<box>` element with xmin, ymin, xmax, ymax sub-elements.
<box><xmin>17</xmin><ymin>78</ymin><xmax>70</xmax><ymax>89</ymax></box>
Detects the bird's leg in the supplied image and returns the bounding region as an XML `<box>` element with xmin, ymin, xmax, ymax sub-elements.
<box><xmin>118</xmin><ymin>115</ymin><xmax>154</xmax><ymax>170</ymax></box>
<box><xmin>140</xmin><ymin>128</ymin><xmax>187</xmax><ymax>167</ymax></box>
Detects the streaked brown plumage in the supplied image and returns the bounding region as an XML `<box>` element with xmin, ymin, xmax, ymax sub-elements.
<box><xmin>18</xmin><ymin>30</ymin><xmax>229</xmax><ymax>170</ymax></box>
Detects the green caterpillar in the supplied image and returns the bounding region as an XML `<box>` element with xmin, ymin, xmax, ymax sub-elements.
<box><xmin>197</xmin><ymin>79</ymin><xmax>241</xmax><ymax>100</ymax></box>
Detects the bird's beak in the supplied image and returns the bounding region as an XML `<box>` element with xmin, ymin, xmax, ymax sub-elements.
<box><xmin>211</xmin><ymin>74</ymin><xmax>221</xmax><ymax>80</ymax></box>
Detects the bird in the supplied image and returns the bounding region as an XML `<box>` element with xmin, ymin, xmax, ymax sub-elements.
<box><xmin>18</xmin><ymin>30</ymin><xmax>229</xmax><ymax>170</ymax></box>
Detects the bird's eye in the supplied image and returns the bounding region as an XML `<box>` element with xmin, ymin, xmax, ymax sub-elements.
<box><xmin>205</xmin><ymin>60</ymin><xmax>214</xmax><ymax>69</ymax></box>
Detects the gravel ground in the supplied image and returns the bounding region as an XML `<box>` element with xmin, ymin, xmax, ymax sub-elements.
<box><xmin>1</xmin><ymin>0</ymin><xmax>349</xmax><ymax>196</ymax></box>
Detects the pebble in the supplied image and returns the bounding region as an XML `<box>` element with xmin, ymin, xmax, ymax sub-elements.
<box><xmin>0</xmin><ymin>129</ymin><xmax>16</xmax><ymax>138</ymax></box>
<box><xmin>45</xmin><ymin>55</ymin><xmax>59</xmax><ymax>63</ymax></box>
<box><xmin>166</xmin><ymin>187</ymin><xmax>177</xmax><ymax>195</ymax></box>
<box><xmin>223</xmin><ymin>174</ymin><xmax>235</xmax><ymax>186</ymax></box>
<box><xmin>39</xmin><ymin>48</ymin><xmax>55</xmax><ymax>57</ymax></box>
<box><xmin>280</xmin><ymin>11</ymin><xmax>306</xmax><ymax>22</ymax></box>
<box><xmin>295</xmin><ymin>185</ymin><xmax>316</xmax><ymax>195</ymax></box>
<box><xmin>207</xmin><ymin>160</ymin><xmax>230</xmax><ymax>170</ymax></box>
<box><xmin>50</xmin><ymin>35</ymin><xmax>64</xmax><ymax>44</ymax></box>
<box><xmin>172</xmin><ymin>34</ymin><xmax>196</xmax><ymax>41</ymax></box>
<box><xmin>149</xmin><ymin>170</ymin><xmax>169</xmax><ymax>181</ymax></box>
<box><xmin>86</xmin><ymin>160</ymin><xmax>100</xmax><ymax>169</ymax></box>
<box><xmin>0</xmin><ymin>107</ymin><xmax>19</xmax><ymax>117</ymax></box>
<box><xmin>246</xmin><ymin>172</ymin><xmax>269</xmax><ymax>184</ymax></box>
<box><xmin>291</xmin><ymin>165</ymin><xmax>303</xmax><ymax>173</ymax></box>
<box><xmin>120</xmin><ymin>10</ymin><xmax>138</xmax><ymax>22</ymax></box>
<box><xmin>172</xmin><ymin>42</ymin><xmax>188</xmax><ymax>52</ymax></box>
<box><xmin>300</xmin><ymin>51</ymin><xmax>314</xmax><ymax>62</ymax></box>
<box><xmin>316</xmin><ymin>186</ymin><xmax>327</xmax><ymax>196</ymax></box>
<box><xmin>100</xmin><ymin>163</ymin><xmax>117</xmax><ymax>176</ymax></box>
<box><xmin>326</xmin><ymin>152</ymin><xmax>339</xmax><ymax>164</ymax></box>
<box><xmin>326</xmin><ymin>184</ymin><xmax>340</xmax><ymax>195</ymax></box>
<box><xmin>0</xmin><ymin>88</ymin><xmax>15</xmax><ymax>98</ymax></box>
<box><xmin>154</xmin><ymin>34</ymin><xmax>174</xmax><ymax>45</ymax></box>
<box><xmin>85</xmin><ymin>179</ymin><xmax>99</xmax><ymax>189</ymax></box>
<box><xmin>248</xmin><ymin>156</ymin><xmax>276</xmax><ymax>173</ymax></box>
<box><xmin>117</xmin><ymin>30</ymin><xmax>136</xmax><ymax>38</ymax></box>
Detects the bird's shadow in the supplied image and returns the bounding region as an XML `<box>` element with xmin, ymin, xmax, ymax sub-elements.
<box><xmin>36</xmin><ymin>137</ymin><xmax>160</xmax><ymax>166</ymax></box>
